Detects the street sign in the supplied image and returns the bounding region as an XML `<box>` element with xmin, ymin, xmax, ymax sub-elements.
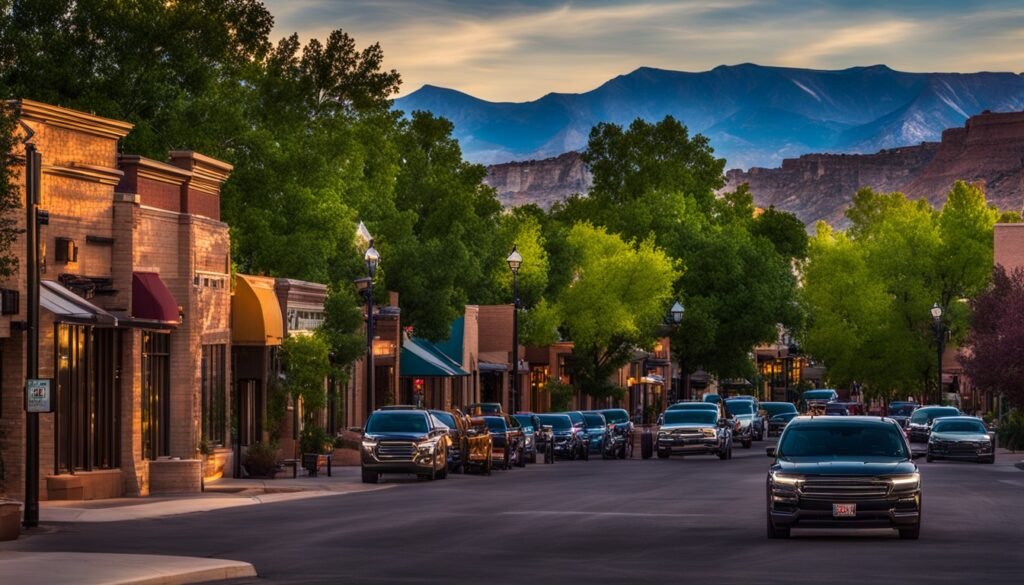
<box><xmin>25</xmin><ymin>379</ymin><xmax>53</xmax><ymax>413</ymax></box>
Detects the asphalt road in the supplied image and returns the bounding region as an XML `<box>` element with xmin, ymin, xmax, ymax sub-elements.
<box><xmin>10</xmin><ymin>440</ymin><xmax>1024</xmax><ymax>584</ymax></box>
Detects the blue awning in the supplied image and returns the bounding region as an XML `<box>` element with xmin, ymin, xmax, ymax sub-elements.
<box><xmin>400</xmin><ymin>336</ymin><xmax>470</xmax><ymax>378</ymax></box>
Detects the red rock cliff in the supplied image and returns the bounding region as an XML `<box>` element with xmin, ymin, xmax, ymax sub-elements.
<box><xmin>484</xmin><ymin>151</ymin><xmax>592</xmax><ymax>209</ymax></box>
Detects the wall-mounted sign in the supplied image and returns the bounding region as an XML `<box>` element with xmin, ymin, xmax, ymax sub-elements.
<box><xmin>26</xmin><ymin>379</ymin><xmax>53</xmax><ymax>413</ymax></box>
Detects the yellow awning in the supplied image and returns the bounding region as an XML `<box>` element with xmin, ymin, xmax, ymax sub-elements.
<box><xmin>232</xmin><ymin>275</ymin><xmax>283</xmax><ymax>346</ymax></box>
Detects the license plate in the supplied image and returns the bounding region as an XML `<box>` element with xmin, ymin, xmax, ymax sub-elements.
<box><xmin>833</xmin><ymin>503</ymin><xmax>856</xmax><ymax>518</ymax></box>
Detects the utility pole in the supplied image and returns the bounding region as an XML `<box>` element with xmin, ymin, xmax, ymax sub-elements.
<box><xmin>23</xmin><ymin>142</ymin><xmax>41</xmax><ymax>528</ymax></box>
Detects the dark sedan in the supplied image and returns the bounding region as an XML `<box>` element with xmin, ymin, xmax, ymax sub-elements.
<box><xmin>766</xmin><ymin>417</ymin><xmax>922</xmax><ymax>539</ymax></box>
<box><xmin>761</xmin><ymin>402</ymin><xmax>798</xmax><ymax>437</ymax></box>
<box><xmin>927</xmin><ymin>416</ymin><xmax>995</xmax><ymax>464</ymax></box>
<box><xmin>537</xmin><ymin>413</ymin><xmax>586</xmax><ymax>460</ymax></box>
<box><xmin>513</xmin><ymin>413</ymin><xmax>542</xmax><ymax>463</ymax></box>
<box><xmin>598</xmin><ymin>408</ymin><xmax>633</xmax><ymax>459</ymax></box>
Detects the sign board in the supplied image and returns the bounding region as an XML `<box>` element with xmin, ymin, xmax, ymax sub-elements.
<box><xmin>26</xmin><ymin>379</ymin><xmax>53</xmax><ymax>413</ymax></box>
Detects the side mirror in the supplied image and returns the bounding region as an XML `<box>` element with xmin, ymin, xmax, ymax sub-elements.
<box><xmin>765</xmin><ymin>446</ymin><xmax>776</xmax><ymax>458</ymax></box>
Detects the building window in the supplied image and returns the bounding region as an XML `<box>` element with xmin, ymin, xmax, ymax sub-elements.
<box><xmin>55</xmin><ymin>324</ymin><xmax>120</xmax><ymax>472</ymax></box>
<box><xmin>142</xmin><ymin>331</ymin><xmax>171</xmax><ymax>460</ymax></box>
<box><xmin>201</xmin><ymin>344</ymin><xmax>227</xmax><ymax>446</ymax></box>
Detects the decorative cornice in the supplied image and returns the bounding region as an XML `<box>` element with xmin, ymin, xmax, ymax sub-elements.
<box><xmin>118</xmin><ymin>155</ymin><xmax>191</xmax><ymax>187</ymax></box>
<box><xmin>168</xmin><ymin>151</ymin><xmax>233</xmax><ymax>195</ymax></box>
<box><xmin>44</xmin><ymin>163</ymin><xmax>124</xmax><ymax>186</ymax></box>
<box><xmin>10</xmin><ymin>98</ymin><xmax>133</xmax><ymax>141</ymax></box>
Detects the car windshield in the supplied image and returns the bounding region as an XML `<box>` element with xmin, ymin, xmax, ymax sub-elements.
<box><xmin>779</xmin><ymin>423</ymin><xmax>909</xmax><ymax>459</ymax></box>
<box><xmin>910</xmin><ymin>408</ymin><xmax>960</xmax><ymax>424</ymax></box>
<box><xmin>762</xmin><ymin>403</ymin><xmax>797</xmax><ymax>416</ymax></box>
<box><xmin>565</xmin><ymin>412</ymin><xmax>584</xmax><ymax>426</ymax></box>
<box><xmin>583</xmin><ymin>413</ymin><xmax>605</xmax><ymax>427</ymax></box>
<box><xmin>932</xmin><ymin>420</ymin><xmax>987</xmax><ymax>434</ymax></box>
<box><xmin>703</xmin><ymin>395</ymin><xmax>721</xmax><ymax>403</ymax></box>
<box><xmin>888</xmin><ymin>403</ymin><xmax>917</xmax><ymax>416</ymax></box>
<box><xmin>366</xmin><ymin>412</ymin><xmax>429</xmax><ymax>434</ymax></box>
<box><xmin>431</xmin><ymin>411</ymin><xmax>457</xmax><ymax>428</ymax></box>
<box><xmin>663</xmin><ymin>410</ymin><xmax>718</xmax><ymax>425</ymax></box>
<box><xmin>601</xmin><ymin>410</ymin><xmax>629</xmax><ymax>424</ymax></box>
<box><xmin>538</xmin><ymin>414</ymin><xmax>572</xmax><ymax>431</ymax></box>
<box><xmin>725</xmin><ymin>401</ymin><xmax>754</xmax><ymax>415</ymax></box>
<box><xmin>803</xmin><ymin>390</ymin><xmax>836</xmax><ymax>401</ymax></box>
<box><xmin>512</xmin><ymin>415</ymin><xmax>534</xmax><ymax>432</ymax></box>
<box><xmin>484</xmin><ymin>417</ymin><xmax>507</xmax><ymax>432</ymax></box>
<box><xmin>668</xmin><ymin>402</ymin><xmax>717</xmax><ymax>411</ymax></box>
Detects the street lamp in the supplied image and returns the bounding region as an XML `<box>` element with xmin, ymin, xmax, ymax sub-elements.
<box><xmin>670</xmin><ymin>300</ymin><xmax>685</xmax><ymax>401</ymax></box>
<box><xmin>507</xmin><ymin>245</ymin><xmax>522</xmax><ymax>413</ymax></box>
<box><xmin>364</xmin><ymin>240</ymin><xmax>380</xmax><ymax>417</ymax></box>
<box><xmin>931</xmin><ymin>302</ymin><xmax>943</xmax><ymax>405</ymax></box>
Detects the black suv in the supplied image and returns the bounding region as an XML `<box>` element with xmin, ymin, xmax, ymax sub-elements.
<box><xmin>766</xmin><ymin>417</ymin><xmax>922</xmax><ymax>540</ymax></box>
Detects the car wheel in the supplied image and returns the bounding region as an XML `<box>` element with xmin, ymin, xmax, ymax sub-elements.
<box><xmin>582</xmin><ymin>444</ymin><xmax>590</xmax><ymax>461</ymax></box>
<box><xmin>361</xmin><ymin>467</ymin><xmax>379</xmax><ymax>484</ymax></box>
<box><xmin>766</xmin><ymin>512</ymin><xmax>790</xmax><ymax>539</ymax></box>
<box><xmin>926</xmin><ymin>453</ymin><xmax>933</xmax><ymax>463</ymax></box>
<box><xmin>485</xmin><ymin>453</ymin><xmax>493</xmax><ymax>475</ymax></box>
<box><xmin>657</xmin><ymin>448</ymin><xmax>670</xmax><ymax>459</ymax></box>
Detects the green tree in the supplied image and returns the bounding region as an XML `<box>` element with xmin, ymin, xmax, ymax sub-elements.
<box><xmin>282</xmin><ymin>333</ymin><xmax>332</xmax><ymax>421</ymax></box>
<box><xmin>0</xmin><ymin>98</ymin><xmax>20</xmax><ymax>279</ymax></box>
<box><xmin>554</xmin><ymin>224</ymin><xmax>678</xmax><ymax>399</ymax></box>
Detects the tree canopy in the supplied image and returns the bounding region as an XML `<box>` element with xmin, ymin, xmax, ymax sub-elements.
<box><xmin>961</xmin><ymin>266</ymin><xmax>1024</xmax><ymax>409</ymax></box>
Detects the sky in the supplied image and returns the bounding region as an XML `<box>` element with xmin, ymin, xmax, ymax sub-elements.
<box><xmin>262</xmin><ymin>0</ymin><xmax>1024</xmax><ymax>102</ymax></box>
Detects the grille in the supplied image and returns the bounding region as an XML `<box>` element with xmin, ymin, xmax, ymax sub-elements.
<box><xmin>945</xmin><ymin>441</ymin><xmax>981</xmax><ymax>456</ymax></box>
<box><xmin>377</xmin><ymin>442</ymin><xmax>416</xmax><ymax>460</ymax></box>
<box><xmin>800</xmin><ymin>477</ymin><xmax>890</xmax><ymax>501</ymax></box>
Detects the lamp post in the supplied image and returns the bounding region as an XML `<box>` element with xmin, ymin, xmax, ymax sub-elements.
<box><xmin>364</xmin><ymin>240</ymin><xmax>380</xmax><ymax>418</ymax></box>
<box><xmin>507</xmin><ymin>245</ymin><xmax>522</xmax><ymax>413</ymax></box>
<box><xmin>931</xmin><ymin>303</ymin><xmax>943</xmax><ymax>405</ymax></box>
<box><xmin>670</xmin><ymin>301</ymin><xmax>684</xmax><ymax>401</ymax></box>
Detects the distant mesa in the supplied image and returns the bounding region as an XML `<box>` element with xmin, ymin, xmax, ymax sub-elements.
<box><xmin>483</xmin><ymin>110</ymin><xmax>1024</xmax><ymax>225</ymax></box>
<box><xmin>395</xmin><ymin>63</ymin><xmax>1024</xmax><ymax>169</ymax></box>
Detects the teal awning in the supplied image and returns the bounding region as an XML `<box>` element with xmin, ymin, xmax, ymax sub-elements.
<box><xmin>401</xmin><ymin>336</ymin><xmax>470</xmax><ymax>378</ymax></box>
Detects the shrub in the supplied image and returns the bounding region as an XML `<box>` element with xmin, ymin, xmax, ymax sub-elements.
<box><xmin>300</xmin><ymin>425</ymin><xmax>333</xmax><ymax>455</ymax></box>
<box><xmin>546</xmin><ymin>377</ymin><xmax>575</xmax><ymax>412</ymax></box>
<box><xmin>242</xmin><ymin>442</ymin><xmax>279</xmax><ymax>477</ymax></box>
<box><xmin>997</xmin><ymin>410</ymin><xmax>1024</xmax><ymax>452</ymax></box>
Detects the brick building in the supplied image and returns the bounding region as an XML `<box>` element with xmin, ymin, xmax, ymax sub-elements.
<box><xmin>0</xmin><ymin>100</ymin><xmax>232</xmax><ymax>500</ymax></box>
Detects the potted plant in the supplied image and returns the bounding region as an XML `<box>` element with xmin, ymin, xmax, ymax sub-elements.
<box><xmin>241</xmin><ymin>442</ymin><xmax>280</xmax><ymax>478</ymax></box>
<box><xmin>300</xmin><ymin>425</ymin><xmax>332</xmax><ymax>476</ymax></box>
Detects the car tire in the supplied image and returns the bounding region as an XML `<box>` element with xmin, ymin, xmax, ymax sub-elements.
<box><xmin>582</xmin><ymin>444</ymin><xmax>590</xmax><ymax>461</ymax></box>
<box><xmin>766</xmin><ymin>513</ymin><xmax>790</xmax><ymax>539</ymax></box>
<box><xmin>617</xmin><ymin>442</ymin><xmax>627</xmax><ymax>459</ymax></box>
<box><xmin>926</xmin><ymin>453</ymin><xmax>933</xmax><ymax>463</ymax></box>
<box><xmin>657</xmin><ymin>448</ymin><xmax>670</xmax><ymax>459</ymax></box>
<box><xmin>718</xmin><ymin>449</ymin><xmax>728</xmax><ymax>460</ymax></box>
<box><xmin>361</xmin><ymin>468</ymin><xmax>379</xmax><ymax>484</ymax></box>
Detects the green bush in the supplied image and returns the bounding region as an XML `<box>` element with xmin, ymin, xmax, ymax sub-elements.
<box><xmin>546</xmin><ymin>378</ymin><xmax>575</xmax><ymax>412</ymax></box>
<box><xmin>242</xmin><ymin>442</ymin><xmax>279</xmax><ymax>477</ymax></box>
<box><xmin>300</xmin><ymin>425</ymin><xmax>333</xmax><ymax>455</ymax></box>
<box><xmin>997</xmin><ymin>410</ymin><xmax>1024</xmax><ymax>452</ymax></box>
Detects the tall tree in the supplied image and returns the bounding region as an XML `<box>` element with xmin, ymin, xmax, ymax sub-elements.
<box><xmin>0</xmin><ymin>97</ymin><xmax>20</xmax><ymax>279</ymax></box>
<box><xmin>961</xmin><ymin>266</ymin><xmax>1024</xmax><ymax>409</ymax></box>
<box><xmin>554</xmin><ymin>224</ymin><xmax>678</xmax><ymax>399</ymax></box>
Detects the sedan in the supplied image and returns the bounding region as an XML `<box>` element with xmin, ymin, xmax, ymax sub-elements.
<box><xmin>907</xmin><ymin>406</ymin><xmax>961</xmax><ymax>443</ymax></box>
<box><xmin>927</xmin><ymin>416</ymin><xmax>995</xmax><ymax>464</ymax></box>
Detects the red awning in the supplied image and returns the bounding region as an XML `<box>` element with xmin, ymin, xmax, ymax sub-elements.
<box><xmin>132</xmin><ymin>272</ymin><xmax>179</xmax><ymax>326</ymax></box>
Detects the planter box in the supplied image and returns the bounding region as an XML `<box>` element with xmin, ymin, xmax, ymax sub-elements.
<box><xmin>0</xmin><ymin>502</ymin><xmax>21</xmax><ymax>541</ymax></box>
<box><xmin>149</xmin><ymin>458</ymin><xmax>202</xmax><ymax>495</ymax></box>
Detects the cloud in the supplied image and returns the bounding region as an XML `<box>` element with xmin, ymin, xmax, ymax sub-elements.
<box><xmin>262</xmin><ymin>0</ymin><xmax>1024</xmax><ymax>101</ymax></box>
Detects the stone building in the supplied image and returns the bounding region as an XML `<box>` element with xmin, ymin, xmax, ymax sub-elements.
<box><xmin>0</xmin><ymin>99</ymin><xmax>232</xmax><ymax>500</ymax></box>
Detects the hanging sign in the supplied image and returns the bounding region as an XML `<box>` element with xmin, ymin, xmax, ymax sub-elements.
<box><xmin>26</xmin><ymin>379</ymin><xmax>53</xmax><ymax>413</ymax></box>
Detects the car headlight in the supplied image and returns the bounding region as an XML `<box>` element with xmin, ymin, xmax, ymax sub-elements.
<box><xmin>888</xmin><ymin>473</ymin><xmax>920</xmax><ymax>491</ymax></box>
<box><xmin>360</xmin><ymin>439</ymin><xmax>378</xmax><ymax>450</ymax></box>
<box><xmin>770</xmin><ymin>472</ymin><xmax>803</xmax><ymax>487</ymax></box>
<box><xmin>703</xmin><ymin>429</ymin><xmax>716</xmax><ymax>437</ymax></box>
<box><xmin>417</xmin><ymin>440</ymin><xmax>436</xmax><ymax>453</ymax></box>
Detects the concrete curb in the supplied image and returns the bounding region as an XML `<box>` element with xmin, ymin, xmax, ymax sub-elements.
<box><xmin>0</xmin><ymin>552</ymin><xmax>256</xmax><ymax>584</ymax></box>
<box><xmin>1015</xmin><ymin>461</ymin><xmax>1024</xmax><ymax>471</ymax></box>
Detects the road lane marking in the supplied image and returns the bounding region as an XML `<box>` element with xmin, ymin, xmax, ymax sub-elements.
<box><xmin>500</xmin><ymin>511</ymin><xmax>708</xmax><ymax>518</ymax></box>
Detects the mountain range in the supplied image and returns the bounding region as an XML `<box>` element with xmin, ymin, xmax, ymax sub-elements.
<box><xmin>394</xmin><ymin>64</ymin><xmax>1024</xmax><ymax>169</ymax></box>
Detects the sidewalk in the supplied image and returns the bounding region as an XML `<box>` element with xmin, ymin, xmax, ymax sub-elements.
<box><xmin>0</xmin><ymin>552</ymin><xmax>256</xmax><ymax>585</ymax></box>
<box><xmin>40</xmin><ymin>467</ymin><xmax>393</xmax><ymax>523</ymax></box>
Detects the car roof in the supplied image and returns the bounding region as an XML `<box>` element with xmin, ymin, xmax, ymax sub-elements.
<box><xmin>787</xmin><ymin>415</ymin><xmax>899</xmax><ymax>426</ymax></box>
<box><xmin>931</xmin><ymin>416</ymin><xmax>984</xmax><ymax>423</ymax></box>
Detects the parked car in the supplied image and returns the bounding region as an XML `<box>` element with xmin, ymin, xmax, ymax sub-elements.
<box><xmin>825</xmin><ymin>403</ymin><xmax>850</xmax><ymax>416</ymax></box>
<box><xmin>761</xmin><ymin>402</ymin><xmax>798</xmax><ymax>437</ymax></box>
<box><xmin>563</xmin><ymin>411</ymin><xmax>592</xmax><ymax>460</ymax></box>
<box><xmin>907</xmin><ymin>405</ymin><xmax>962</xmax><ymax>443</ymax></box>
<box><xmin>667</xmin><ymin>401</ymin><xmax>720</xmax><ymax>412</ymax></box>
<box><xmin>479</xmin><ymin>415</ymin><xmax>526</xmax><ymax>470</ymax></box>
<box><xmin>465</xmin><ymin>402</ymin><xmax>504</xmax><ymax>416</ymax></box>
<box><xmin>513</xmin><ymin>413</ymin><xmax>543</xmax><ymax>463</ymax></box>
<box><xmin>724</xmin><ymin>399</ymin><xmax>757</xmax><ymax>448</ymax></box>
<box><xmin>582</xmin><ymin>411</ymin><xmax>610</xmax><ymax>454</ymax></box>
<box><xmin>766</xmin><ymin>416</ymin><xmax>923</xmax><ymax>540</ymax></box>
<box><xmin>598</xmin><ymin>408</ymin><xmax>633</xmax><ymax>459</ymax></box>
<box><xmin>360</xmin><ymin>409</ymin><xmax>450</xmax><ymax>483</ymax></box>
<box><xmin>927</xmin><ymin>416</ymin><xmax>995</xmax><ymax>464</ymax></box>
<box><xmin>537</xmin><ymin>413</ymin><xmax>587</xmax><ymax>460</ymax></box>
<box><xmin>656</xmin><ymin>408</ymin><xmax>733</xmax><ymax>460</ymax></box>
<box><xmin>703</xmin><ymin>394</ymin><xmax>722</xmax><ymax>405</ymax></box>
<box><xmin>431</xmin><ymin>409</ymin><xmax>492</xmax><ymax>473</ymax></box>
<box><xmin>769</xmin><ymin>412</ymin><xmax>799</xmax><ymax>436</ymax></box>
<box><xmin>461</xmin><ymin>416</ymin><xmax>494</xmax><ymax>474</ymax></box>
<box><xmin>887</xmin><ymin>401</ymin><xmax>919</xmax><ymax>429</ymax></box>
<box><xmin>800</xmin><ymin>389</ymin><xmax>839</xmax><ymax>414</ymax></box>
